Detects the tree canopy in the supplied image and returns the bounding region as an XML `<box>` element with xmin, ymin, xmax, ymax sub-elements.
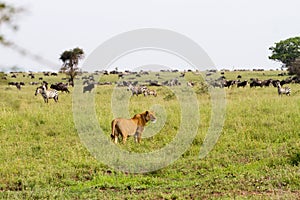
<box><xmin>59</xmin><ymin>47</ymin><xmax>84</xmax><ymax>86</ymax></box>
<box><xmin>269</xmin><ymin>36</ymin><xmax>300</xmax><ymax>75</ymax></box>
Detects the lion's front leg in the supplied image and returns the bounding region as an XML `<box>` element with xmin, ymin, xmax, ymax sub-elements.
<box><xmin>122</xmin><ymin>134</ymin><xmax>128</xmax><ymax>144</ymax></box>
<box><xmin>114</xmin><ymin>136</ymin><xmax>118</xmax><ymax>144</ymax></box>
<box><xmin>135</xmin><ymin>126</ymin><xmax>144</xmax><ymax>143</ymax></box>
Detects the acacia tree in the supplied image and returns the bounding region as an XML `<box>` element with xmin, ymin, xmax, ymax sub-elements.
<box><xmin>269</xmin><ymin>36</ymin><xmax>300</xmax><ymax>76</ymax></box>
<box><xmin>59</xmin><ymin>47</ymin><xmax>84</xmax><ymax>86</ymax></box>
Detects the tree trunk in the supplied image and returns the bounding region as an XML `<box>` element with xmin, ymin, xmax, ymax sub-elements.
<box><xmin>69</xmin><ymin>76</ymin><xmax>74</xmax><ymax>87</ymax></box>
<box><xmin>289</xmin><ymin>58</ymin><xmax>300</xmax><ymax>77</ymax></box>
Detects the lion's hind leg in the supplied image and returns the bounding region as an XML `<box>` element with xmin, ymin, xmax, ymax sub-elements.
<box><xmin>111</xmin><ymin>130</ymin><xmax>119</xmax><ymax>144</ymax></box>
<box><xmin>111</xmin><ymin>119</ymin><xmax>120</xmax><ymax>144</ymax></box>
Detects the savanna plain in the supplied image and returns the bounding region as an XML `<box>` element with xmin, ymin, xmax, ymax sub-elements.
<box><xmin>0</xmin><ymin>70</ymin><xmax>300</xmax><ymax>199</ymax></box>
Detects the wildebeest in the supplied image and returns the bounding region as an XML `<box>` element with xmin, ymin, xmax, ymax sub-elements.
<box><xmin>250</xmin><ymin>79</ymin><xmax>263</xmax><ymax>88</ymax></box>
<box><xmin>15</xmin><ymin>82</ymin><xmax>21</xmax><ymax>90</ymax></box>
<box><xmin>223</xmin><ymin>80</ymin><xmax>235</xmax><ymax>88</ymax></box>
<box><xmin>97</xmin><ymin>81</ymin><xmax>112</xmax><ymax>86</ymax></box>
<box><xmin>237</xmin><ymin>80</ymin><xmax>248</xmax><ymax>88</ymax></box>
<box><xmin>50</xmin><ymin>82</ymin><xmax>70</xmax><ymax>93</ymax></box>
<box><xmin>148</xmin><ymin>81</ymin><xmax>161</xmax><ymax>87</ymax></box>
<box><xmin>83</xmin><ymin>83</ymin><xmax>95</xmax><ymax>93</ymax></box>
<box><xmin>261</xmin><ymin>79</ymin><xmax>273</xmax><ymax>87</ymax></box>
<box><xmin>8</xmin><ymin>82</ymin><xmax>23</xmax><ymax>90</ymax></box>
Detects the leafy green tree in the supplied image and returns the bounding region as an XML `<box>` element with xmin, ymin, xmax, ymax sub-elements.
<box><xmin>59</xmin><ymin>47</ymin><xmax>84</xmax><ymax>86</ymax></box>
<box><xmin>269</xmin><ymin>36</ymin><xmax>300</xmax><ymax>76</ymax></box>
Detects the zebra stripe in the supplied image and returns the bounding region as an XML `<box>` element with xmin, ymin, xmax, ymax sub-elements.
<box><xmin>35</xmin><ymin>86</ymin><xmax>59</xmax><ymax>103</ymax></box>
<box><xmin>277</xmin><ymin>83</ymin><xmax>291</xmax><ymax>96</ymax></box>
<box><xmin>128</xmin><ymin>84</ymin><xmax>147</xmax><ymax>96</ymax></box>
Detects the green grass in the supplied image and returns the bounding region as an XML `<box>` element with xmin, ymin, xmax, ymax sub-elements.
<box><xmin>0</xmin><ymin>71</ymin><xmax>300</xmax><ymax>199</ymax></box>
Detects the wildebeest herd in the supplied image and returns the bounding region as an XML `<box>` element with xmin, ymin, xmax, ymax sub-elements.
<box><xmin>1</xmin><ymin>71</ymin><xmax>71</xmax><ymax>103</ymax></box>
<box><xmin>2</xmin><ymin>70</ymin><xmax>299</xmax><ymax>104</ymax></box>
<box><xmin>207</xmin><ymin>74</ymin><xmax>300</xmax><ymax>96</ymax></box>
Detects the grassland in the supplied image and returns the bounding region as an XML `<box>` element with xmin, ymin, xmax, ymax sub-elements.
<box><xmin>0</xmin><ymin>70</ymin><xmax>300</xmax><ymax>199</ymax></box>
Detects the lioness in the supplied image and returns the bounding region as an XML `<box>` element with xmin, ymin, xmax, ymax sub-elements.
<box><xmin>111</xmin><ymin>111</ymin><xmax>156</xmax><ymax>144</ymax></box>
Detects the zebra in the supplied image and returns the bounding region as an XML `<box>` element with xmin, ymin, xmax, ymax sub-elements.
<box><xmin>35</xmin><ymin>86</ymin><xmax>59</xmax><ymax>103</ymax></box>
<box><xmin>277</xmin><ymin>82</ymin><xmax>291</xmax><ymax>96</ymax></box>
<box><xmin>128</xmin><ymin>84</ymin><xmax>147</xmax><ymax>96</ymax></box>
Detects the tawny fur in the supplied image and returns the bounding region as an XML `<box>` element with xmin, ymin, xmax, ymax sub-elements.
<box><xmin>111</xmin><ymin>111</ymin><xmax>156</xmax><ymax>144</ymax></box>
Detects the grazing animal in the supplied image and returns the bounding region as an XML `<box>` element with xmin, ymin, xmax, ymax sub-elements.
<box><xmin>223</xmin><ymin>80</ymin><xmax>235</xmax><ymax>88</ymax></box>
<box><xmin>250</xmin><ymin>79</ymin><xmax>263</xmax><ymax>88</ymax></box>
<box><xmin>111</xmin><ymin>111</ymin><xmax>157</xmax><ymax>144</ymax></box>
<box><xmin>209</xmin><ymin>80</ymin><xmax>223</xmax><ymax>88</ymax></box>
<box><xmin>50</xmin><ymin>82</ymin><xmax>70</xmax><ymax>93</ymax></box>
<box><xmin>83</xmin><ymin>83</ymin><xmax>95</xmax><ymax>93</ymax></box>
<box><xmin>15</xmin><ymin>82</ymin><xmax>21</xmax><ymax>90</ymax></box>
<box><xmin>143</xmin><ymin>89</ymin><xmax>157</xmax><ymax>97</ymax></box>
<box><xmin>128</xmin><ymin>84</ymin><xmax>147</xmax><ymax>96</ymax></box>
<box><xmin>277</xmin><ymin>83</ymin><xmax>291</xmax><ymax>96</ymax></box>
<box><xmin>8</xmin><ymin>82</ymin><xmax>23</xmax><ymax>89</ymax></box>
<box><xmin>35</xmin><ymin>86</ymin><xmax>59</xmax><ymax>103</ymax></box>
<box><xmin>187</xmin><ymin>81</ymin><xmax>195</xmax><ymax>87</ymax></box>
<box><xmin>169</xmin><ymin>78</ymin><xmax>180</xmax><ymax>86</ymax></box>
<box><xmin>261</xmin><ymin>79</ymin><xmax>273</xmax><ymax>87</ymax></box>
<box><xmin>237</xmin><ymin>80</ymin><xmax>248</xmax><ymax>88</ymax></box>
<box><xmin>42</xmin><ymin>81</ymin><xmax>49</xmax><ymax>89</ymax></box>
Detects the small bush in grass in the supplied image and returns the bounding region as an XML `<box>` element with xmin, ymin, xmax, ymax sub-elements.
<box><xmin>163</xmin><ymin>92</ymin><xmax>176</xmax><ymax>101</ymax></box>
<box><xmin>195</xmin><ymin>82</ymin><xmax>209</xmax><ymax>95</ymax></box>
<box><xmin>290</xmin><ymin>152</ymin><xmax>300</xmax><ymax>166</ymax></box>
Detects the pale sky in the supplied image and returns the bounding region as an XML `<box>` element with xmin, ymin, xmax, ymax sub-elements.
<box><xmin>1</xmin><ymin>0</ymin><xmax>300</xmax><ymax>72</ymax></box>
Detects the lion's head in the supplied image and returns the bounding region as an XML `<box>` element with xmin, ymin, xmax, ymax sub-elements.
<box><xmin>144</xmin><ymin>110</ymin><xmax>157</xmax><ymax>124</ymax></box>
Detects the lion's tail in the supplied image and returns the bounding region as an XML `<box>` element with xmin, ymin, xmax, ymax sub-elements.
<box><xmin>111</xmin><ymin>119</ymin><xmax>117</xmax><ymax>139</ymax></box>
